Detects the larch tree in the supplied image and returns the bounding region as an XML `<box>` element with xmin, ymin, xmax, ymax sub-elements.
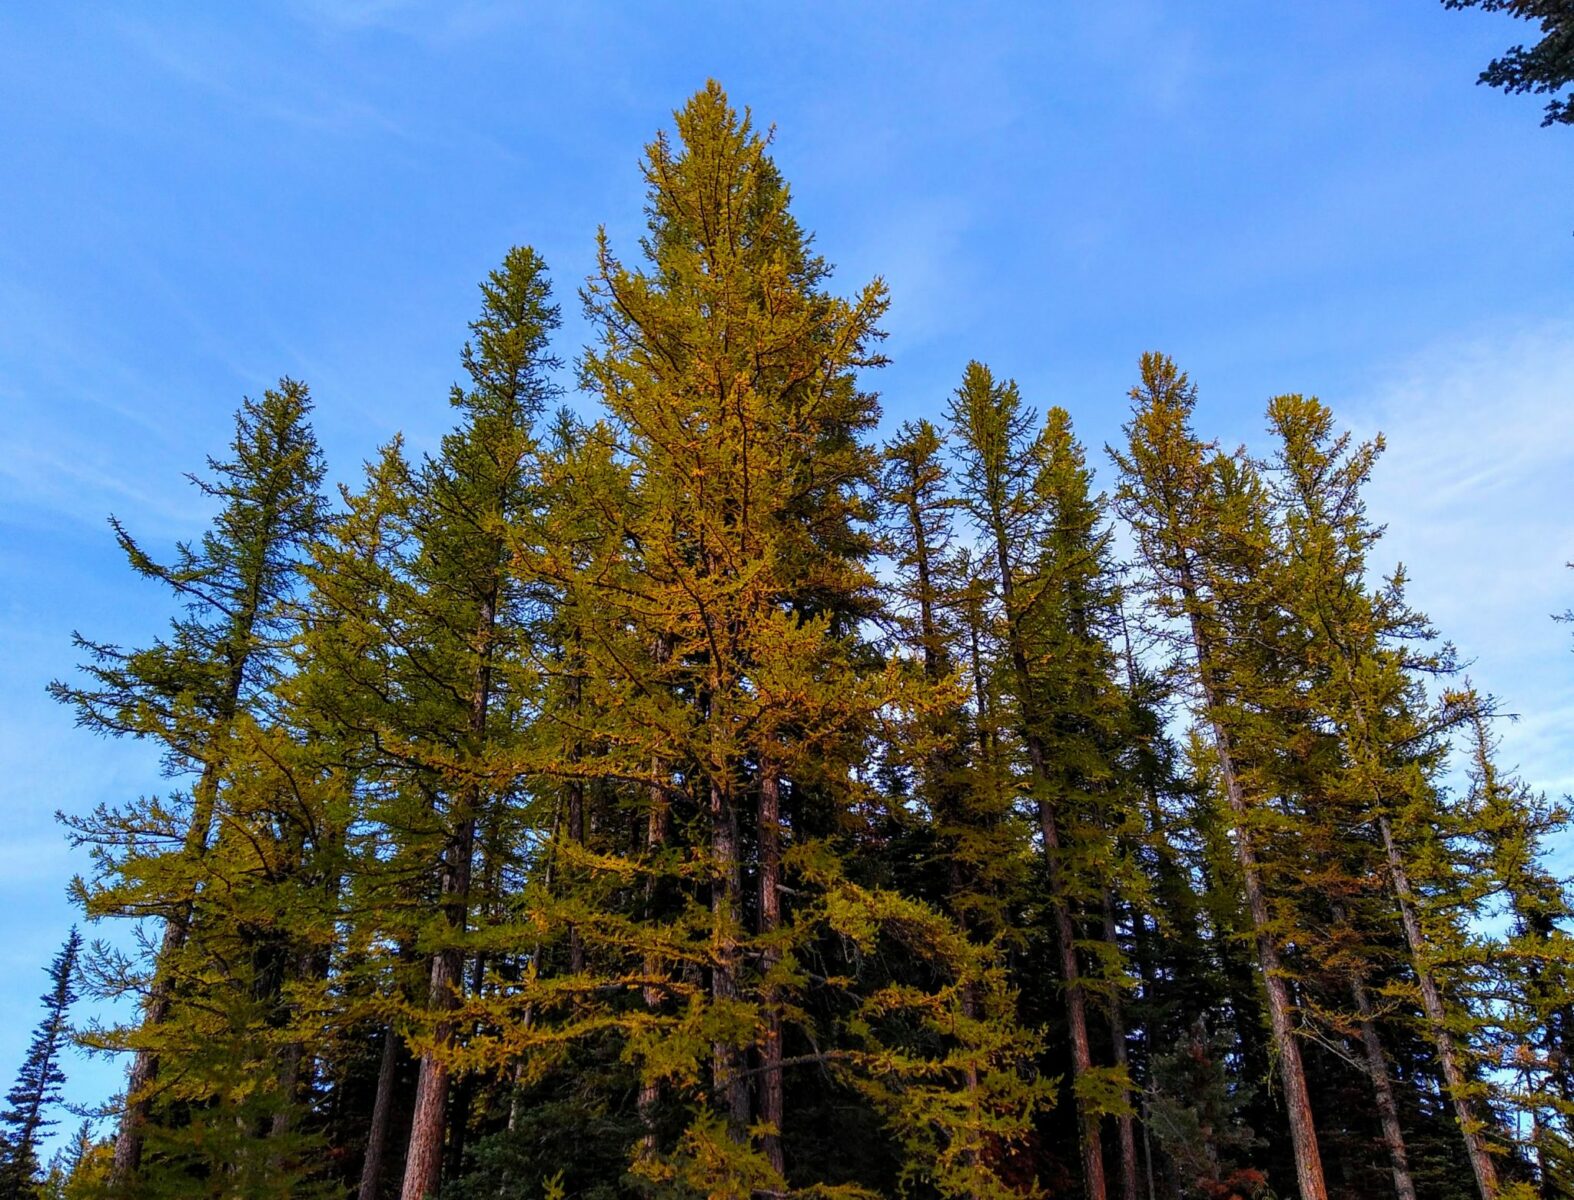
<box><xmin>369</xmin><ymin>245</ymin><xmax>560</xmax><ymax>1200</ymax></box>
<box><xmin>1264</xmin><ymin>391</ymin><xmax>1508</xmax><ymax>1200</ymax></box>
<box><xmin>476</xmin><ymin>83</ymin><xmax>1050</xmax><ymax>1199</ymax></box>
<box><xmin>1459</xmin><ymin>699</ymin><xmax>1574</xmax><ymax>1194</ymax></box>
<box><xmin>1111</xmin><ymin>353</ymin><xmax>1329</xmax><ymax>1200</ymax></box>
<box><xmin>51</xmin><ymin>381</ymin><xmax>326</xmax><ymax>1185</ymax></box>
<box><xmin>1258</xmin><ymin>393</ymin><xmax>1428</xmax><ymax>1200</ymax></box>
<box><xmin>949</xmin><ymin>364</ymin><xmax>1130</xmax><ymax>1200</ymax></box>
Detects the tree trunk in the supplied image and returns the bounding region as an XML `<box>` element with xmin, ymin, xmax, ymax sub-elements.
<box><xmin>1181</xmin><ymin>599</ymin><xmax>1327</xmax><ymax>1200</ymax></box>
<box><xmin>359</xmin><ymin>1026</ymin><xmax>401</xmax><ymax>1200</ymax></box>
<box><xmin>757</xmin><ymin>764</ymin><xmax>785</xmax><ymax>1176</ymax></box>
<box><xmin>1103</xmin><ymin>893</ymin><xmax>1140</xmax><ymax>1200</ymax></box>
<box><xmin>1379</xmin><ymin>815</ymin><xmax>1499</xmax><ymax>1200</ymax></box>
<box><xmin>1349</xmin><ymin>972</ymin><xmax>1418</xmax><ymax>1200</ymax></box>
<box><xmin>709</xmin><ymin>774</ymin><xmax>751</xmax><ymax>1138</ymax></box>
<box><xmin>1026</xmin><ymin>741</ymin><xmax>1108</xmax><ymax>1200</ymax></box>
<box><xmin>399</xmin><ymin>853</ymin><xmax>469</xmax><ymax>1200</ymax></box>
<box><xmin>114</xmin><ymin>751</ymin><xmax>226</xmax><ymax>1177</ymax></box>
<box><xmin>400</xmin><ymin>589</ymin><xmax>496</xmax><ymax>1200</ymax></box>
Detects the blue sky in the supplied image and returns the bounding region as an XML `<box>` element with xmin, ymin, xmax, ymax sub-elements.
<box><xmin>2</xmin><ymin>0</ymin><xmax>1571</xmax><ymax>1142</ymax></box>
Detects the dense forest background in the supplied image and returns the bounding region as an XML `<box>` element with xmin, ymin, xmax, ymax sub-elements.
<box><xmin>2</xmin><ymin>76</ymin><xmax>1571</xmax><ymax>1200</ymax></box>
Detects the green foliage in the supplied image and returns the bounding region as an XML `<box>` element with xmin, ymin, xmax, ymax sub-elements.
<box><xmin>0</xmin><ymin>931</ymin><xmax>82</xmax><ymax>1200</ymax></box>
<box><xmin>44</xmin><ymin>84</ymin><xmax>1574</xmax><ymax>1200</ymax></box>
<box><xmin>1443</xmin><ymin>0</ymin><xmax>1574</xmax><ymax>126</ymax></box>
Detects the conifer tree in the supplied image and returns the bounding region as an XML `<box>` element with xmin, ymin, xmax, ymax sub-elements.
<box><xmin>949</xmin><ymin>364</ymin><xmax>1134</xmax><ymax>1200</ymax></box>
<box><xmin>1111</xmin><ymin>353</ymin><xmax>1329</xmax><ymax>1200</ymax></box>
<box><xmin>880</xmin><ymin>419</ymin><xmax>1024</xmax><ymax>944</ymax></box>
<box><xmin>39</xmin><ymin>1121</ymin><xmax>99</xmax><ymax>1200</ymax></box>
<box><xmin>1263</xmin><ymin>391</ymin><xmax>1508</xmax><ymax>1199</ymax></box>
<box><xmin>297</xmin><ymin>438</ymin><xmax>429</xmax><ymax>1200</ymax></box>
<box><xmin>51</xmin><ymin>380</ymin><xmax>326</xmax><ymax>1182</ymax></box>
<box><xmin>333</xmin><ymin>245</ymin><xmax>559</xmax><ymax>1200</ymax></box>
<box><xmin>574</xmin><ymin>84</ymin><xmax>893</xmax><ymax>1188</ymax></box>
<box><xmin>1459</xmin><ymin>700</ymin><xmax>1574</xmax><ymax>1191</ymax></box>
<box><xmin>0</xmin><ymin>930</ymin><xmax>82</xmax><ymax>1200</ymax></box>
<box><xmin>460</xmin><ymin>83</ymin><xmax>1051</xmax><ymax>1199</ymax></box>
<box><xmin>1025</xmin><ymin>404</ymin><xmax>1147</xmax><ymax>1200</ymax></box>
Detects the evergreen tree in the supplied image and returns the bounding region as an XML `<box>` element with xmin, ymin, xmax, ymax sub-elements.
<box><xmin>1459</xmin><ymin>698</ymin><xmax>1574</xmax><ymax>1195</ymax></box>
<box><xmin>51</xmin><ymin>381</ymin><xmax>326</xmax><ymax>1183</ymax></box>
<box><xmin>471</xmin><ymin>83</ymin><xmax>1050</xmax><ymax>1199</ymax></box>
<box><xmin>1111</xmin><ymin>353</ymin><xmax>1329</xmax><ymax>1200</ymax></box>
<box><xmin>949</xmin><ymin>364</ymin><xmax>1137</xmax><ymax>1200</ymax></box>
<box><xmin>879</xmin><ymin>418</ymin><xmax>1026</xmax><ymax>947</ymax></box>
<box><xmin>1264</xmin><ymin>392</ymin><xmax>1511</xmax><ymax>1199</ymax></box>
<box><xmin>0</xmin><ymin>930</ymin><xmax>82</xmax><ymax>1200</ymax></box>
<box><xmin>1023</xmin><ymin>404</ymin><xmax>1147</xmax><ymax>1200</ymax></box>
<box><xmin>295</xmin><ymin>246</ymin><xmax>561</xmax><ymax>1200</ymax></box>
<box><xmin>1442</xmin><ymin>0</ymin><xmax>1574</xmax><ymax>126</ymax></box>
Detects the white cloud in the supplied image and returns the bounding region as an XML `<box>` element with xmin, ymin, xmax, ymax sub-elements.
<box><xmin>1351</xmin><ymin>318</ymin><xmax>1574</xmax><ymax>811</ymax></box>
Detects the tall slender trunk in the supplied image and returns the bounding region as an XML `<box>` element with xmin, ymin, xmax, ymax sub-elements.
<box><xmin>1103</xmin><ymin>894</ymin><xmax>1140</xmax><ymax>1200</ymax></box>
<box><xmin>709</xmin><ymin>770</ymin><xmax>751</xmax><ymax>1139</ymax></box>
<box><xmin>359</xmin><ymin>1026</ymin><xmax>402</xmax><ymax>1200</ymax></box>
<box><xmin>757</xmin><ymin>764</ymin><xmax>785</xmax><ymax>1176</ymax></box>
<box><xmin>401</xmin><ymin>592</ymin><xmax>496</xmax><ymax>1200</ymax></box>
<box><xmin>269</xmin><ymin>1041</ymin><xmax>304</xmax><ymax>1143</ymax></box>
<box><xmin>399</xmin><ymin>819</ymin><xmax>474</xmax><ymax>1200</ymax></box>
<box><xmin>1026</xmin><ymin>738</ymin><xmax>1108</xmax><ymax>1200</ymax></box>
<box><xmin>1349</xmin><ymin>971</ymin><xmax>1418</xmax><ymax>1200</ymax></box>
<box><xmin>987</xmin><ymin>514</ymin><xmax>1107</xmax><ymax>1200</ymax></box>
<box><xmin>114</xmin><ymin>653</ymin><xmax>246</xmax><ymax>1177</ymax></box>
<box><xmin>1178</xmin><ymin>592</ymin><xmax>1327</xmax><ymax>1200</ymax></box>
<box><xmin>1378</xmin><ymin>815</ymin><xmax>1499</xmax><ymax>1200</ymax></box>
<box><xmin>1326</xmin><ymin>899</ymin><xmax>1417</xmax><ymax>1200</ymax></box>
<box><xmin>112</xmin><ymin>764</ymin><xmax>217</xmax><ymax>1176</ymax></box>
<box><xmin>638</xmin><ymin>766</ymin><xmax>671</xmax><ymax>1155</ymax></box>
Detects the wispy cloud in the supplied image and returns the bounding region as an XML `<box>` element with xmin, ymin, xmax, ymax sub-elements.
<box><xmin>1351</xmin><ymin>317</ymin><xmax>1574</xmax><ymax>801</ymax></box>
<box><xmin>109</xmin><ymin>15</ymin><xmax>410</xmax><ymax>140</ymax></box>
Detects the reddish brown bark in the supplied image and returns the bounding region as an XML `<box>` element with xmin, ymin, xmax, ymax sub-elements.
<box><xmin>1179</xmin><ymin>594</ymin><xmax>1328</xmax><ymax>1200</ymax></box>
<box><xmin>400</xmin><ymin>593</ymin><xmax>496</xmax><ymax>1200</ymax></box>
